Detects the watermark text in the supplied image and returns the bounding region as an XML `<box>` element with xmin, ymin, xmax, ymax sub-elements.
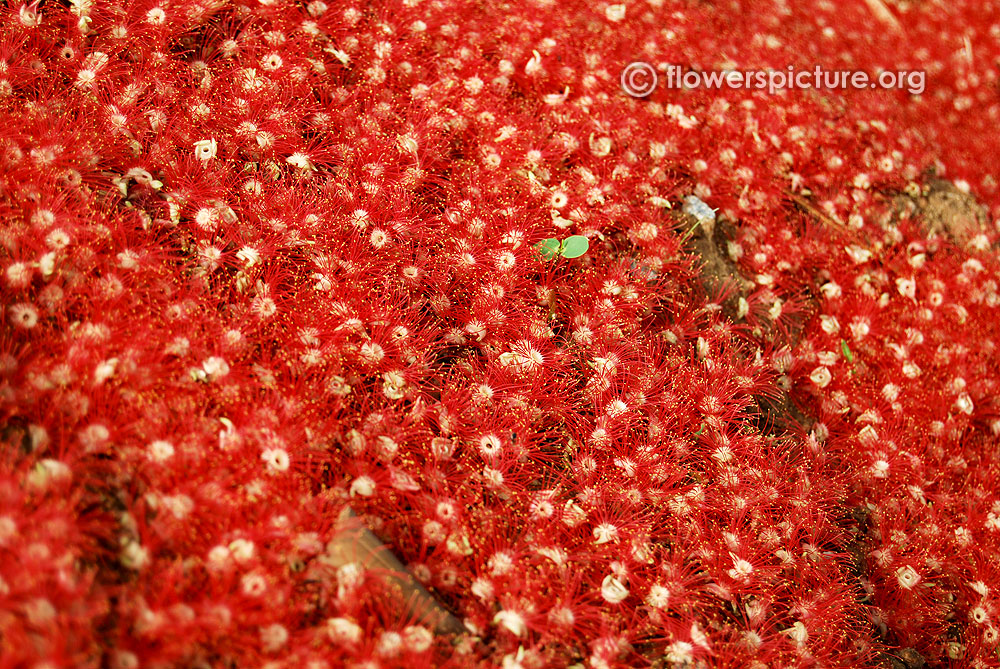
<box><xmin>621</xmin><ymin>62</ymin><xmax>926</xmax><ymax>97</ymax></box>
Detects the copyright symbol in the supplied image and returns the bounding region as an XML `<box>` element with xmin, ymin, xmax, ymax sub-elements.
<box><xmin>621</xmin><ymin>62</ymin><xmax>657</xmax><ymax>97</ymax></box>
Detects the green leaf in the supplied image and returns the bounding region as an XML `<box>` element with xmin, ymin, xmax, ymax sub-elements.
<box><xmin>840</xmin><ymin>339</ymin><xmax>854</xmax><ymax>363</ymax></box>
<box><xmin>560</xmin><ymin>235</ymin><xmax>589</xmax><ymax>258</ymax></box>
<box><xmin>536</xmin><ymin>238</ymin><xmax>561</xmax><ymax>260</ymax></box>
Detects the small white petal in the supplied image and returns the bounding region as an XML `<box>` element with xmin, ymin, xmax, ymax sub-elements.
<box><xmin>601</xmin><ymin>574</ymin><xmax>629</xmax><ymax>603</ymax></box>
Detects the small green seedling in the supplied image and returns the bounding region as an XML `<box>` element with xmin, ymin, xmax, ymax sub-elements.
<box><xmin>536</xmin><ymin>235</ymin><xmax>589</xmax><ymax>260</ymax></box>
<box><xmin>537</xmin><ymin>237</ymin><xmax>561</xmax><ymax>259</ymax></box>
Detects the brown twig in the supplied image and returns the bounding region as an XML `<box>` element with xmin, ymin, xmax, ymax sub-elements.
<box><xmin>326</xmin><ymin>507</ymin><xmax>465</xmax><ymax>635</ymax></box>
<box><xmin>786</xmin><ymin>191</ymin><xmax>842</xmax><ymax>228</ymax></box>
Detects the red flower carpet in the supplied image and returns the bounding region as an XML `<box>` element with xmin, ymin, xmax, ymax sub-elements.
<box><xmin>2</xmin><ymin>0</ymin><xmax>999</xmax><ymax>666</ymax></box>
